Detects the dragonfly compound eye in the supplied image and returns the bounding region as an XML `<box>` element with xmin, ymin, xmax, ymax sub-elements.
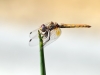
<box><xmin>40</xmin><ymin>24</ymin><xmax>47</xmax><ymax>32</ymax></box>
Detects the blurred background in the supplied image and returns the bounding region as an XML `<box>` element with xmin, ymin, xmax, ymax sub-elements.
<box><xmin>0</xmin><ymin>0</ymin><xmax>100</xmax><ymax>75</ymax></box>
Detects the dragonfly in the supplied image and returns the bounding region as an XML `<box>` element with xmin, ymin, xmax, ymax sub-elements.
<box><xmin>29</xmin><ymin>21</ymin><xmax>91</xmax><ymax>47</ymax></box>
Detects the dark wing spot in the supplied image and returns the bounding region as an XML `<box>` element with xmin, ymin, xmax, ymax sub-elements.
<box><xmin>29</xmin><ymin>39</ymin><xmax>32</xmax><ymax>42</ymax></box>
<box><xmin>30</xmin><ymin>32</ymin><xmax>32</xmax><ymax>34</ymax></box>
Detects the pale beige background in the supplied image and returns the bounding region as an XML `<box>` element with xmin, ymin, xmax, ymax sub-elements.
<box><xmin>0</xmin><ymin>0</ymin><xmax>100</xmax><ymax>75</ymax></box>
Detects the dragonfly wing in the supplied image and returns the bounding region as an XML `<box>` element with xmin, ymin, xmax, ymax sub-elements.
<box><xmin>44</xmin><ymin>28</ymin><xmax>61</xmax><ymax>47</ymax></box>
<box><xmin>29</xmin><ymin>28</ymin><xmax>39</xmax><ymax>47</ymax></box>
<box><xmin>29</xmin><ymin>27</ymin><xmax>61</xmax><ymax>47</ymax></box>
<box><xmin>29</xmin><ymin>38</ymin><xmax>39</xmax><ymax>46</ymax></box>
<box><xmin>29</xmin><ymin>28</ymin><xmax>39</xmax><ymax>39</ymax></box>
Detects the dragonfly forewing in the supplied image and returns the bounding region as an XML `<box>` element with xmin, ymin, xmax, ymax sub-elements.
<box><xmin>29</xmin><ymin>28</ymin><xmax>39</xmax><ymax>39</ymax></box>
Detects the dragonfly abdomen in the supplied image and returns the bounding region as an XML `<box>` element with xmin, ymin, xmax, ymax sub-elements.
<box><xmin>59</xmin><ymin>24</ymin><xmax>91</xmax><ymax>28</ymax></box>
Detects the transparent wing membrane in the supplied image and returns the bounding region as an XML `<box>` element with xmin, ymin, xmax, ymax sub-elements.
<box><xmin>44</xmin><ymin>28</ymin><xmax>61</xmax><ymax>47</ymax></box>
<box><xmin>29</xmin><ymin>38</ymin><xmax>39</xmax><ymax>47</ymax></box>
<box><xmin>29</xmin><ymin>22</ymin><xmax>62</xmax><ymax>47</ymax></box>
<box><xmin>29</xmin><ymin>28</ymin><xmax>39</xmax><ymax>39</ymax></box>
<box><xmin>29</xmin><ymin>28</ymin><xmax>39</xmax><ymax>46</ymax></box>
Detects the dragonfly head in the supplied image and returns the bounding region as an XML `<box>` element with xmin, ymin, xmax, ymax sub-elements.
<box><xmin>40</xmin><ymin>24</ymin><xmax>47</xmax><ymax>32</ymax></box>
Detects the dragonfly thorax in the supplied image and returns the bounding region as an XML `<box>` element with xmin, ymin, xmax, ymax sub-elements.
<box><xmin>48</xmin><ymin>22</ymin><xmax>60</xmax><ymax>31</ymax></box>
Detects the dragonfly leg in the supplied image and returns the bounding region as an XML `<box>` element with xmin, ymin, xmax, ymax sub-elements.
<box><xmin>43</xmin><ymin>30</ymin><xmax>51</xmax><ymax>46</ymax></box>
<box><xmin>43</xmin><ymin>36</ymin><xmax>50</xmax><ymax>46</ymax></box>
